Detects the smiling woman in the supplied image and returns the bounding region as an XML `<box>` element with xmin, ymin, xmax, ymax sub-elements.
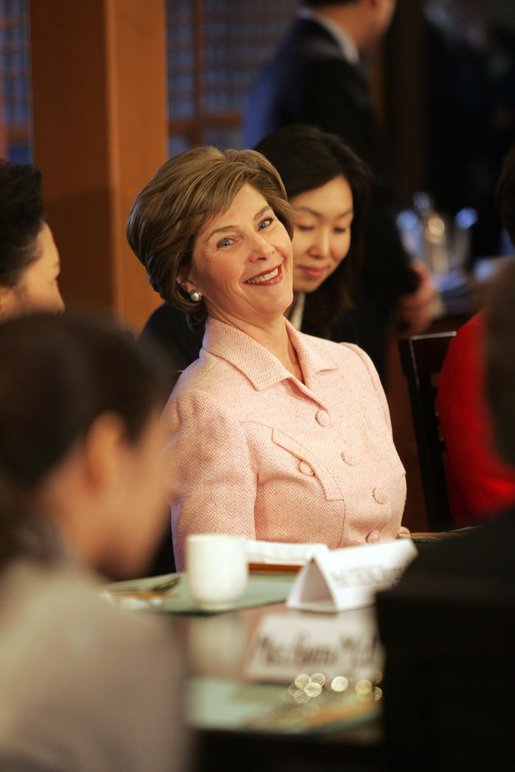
<box><xmin>183</xmin><ymin>184</ymin><xmax>293</xmax><ymax>331</ymax></box>
<box><xmin>127</xmin><ymin>145</ymin><xmax>408</xmax><ymax>570</ymax></box>
<box><xmin>288</xmin><ymin>176</ymin><xmax>354</xmax><ymax>293</ymax></box>
<box><xmin>255</xmin><ymin>124</ymin><xmax>370</xmax><ymax>337</ymax></box>
<box><xmin>139</xmin><ymin>125</ymin><xmax>372</xmax><ymax>403</ymax></box>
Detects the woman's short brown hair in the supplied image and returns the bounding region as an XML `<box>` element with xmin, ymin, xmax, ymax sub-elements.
<box><xmin>126</xmin><ymin>146</ymin><xmax>293</xmax><ymax>317</ymax></box>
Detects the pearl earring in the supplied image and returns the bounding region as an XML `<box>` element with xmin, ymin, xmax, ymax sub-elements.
<box><xmin>189</xmin><ymin>289</ymin><xmax>202</xmax><ymax>303</ymax></box>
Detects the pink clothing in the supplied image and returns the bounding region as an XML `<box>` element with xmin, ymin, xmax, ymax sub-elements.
<box><xmin>437</xmin><ymin>311</ymin><xmax>515</xmax><ymax>524</ymax></box>
<box><xmin>164</xmin><ymin>319</ymin><xmax>407</xmax><ymax>570</ymax></box>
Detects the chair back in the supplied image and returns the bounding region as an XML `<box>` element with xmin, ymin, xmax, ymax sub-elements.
<box><xmin>398</xmin><ymin>332</ymin><xmax>456</xmax><ymax>531</ymax></box>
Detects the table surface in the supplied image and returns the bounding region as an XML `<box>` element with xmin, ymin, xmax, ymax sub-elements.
<box><xmin>106</xmin><ymin>569</ymin><xmax>386</xmax><ymax>769</ymax></box>
<box><xmin>106</xmin><ymin>538</ymin><xmax>451</xmax><ymax>770</ymax></box>
<box><xmin>176</xmin><ymin>577</ymin><xmax>384</xmax><ymax>770</ymax></box>
<box><xmin>179</xmin><ymin>590</ymin><xmax>382</xmax><ymax>726</ymax></box>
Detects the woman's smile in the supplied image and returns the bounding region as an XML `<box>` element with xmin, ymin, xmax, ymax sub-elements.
<box><xmin>296</xmin><ymin>264</ymin><xmax>326</xmax><ymax>280</ymax></box>
<box><xmin>188</xmin><ymin>184</ymin><xmax>293</xmax><ymax>325</ymax></box>
<box><xmin>244</xmin><ymin>263</ymin><xmax>283</xmax><ymax>286</ymax></box>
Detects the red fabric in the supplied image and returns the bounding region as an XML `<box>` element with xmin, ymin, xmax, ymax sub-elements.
<box><xmin>437</xmin><ymin>311</ymin><xmax>515</xmax><ymax>524</ymax></box>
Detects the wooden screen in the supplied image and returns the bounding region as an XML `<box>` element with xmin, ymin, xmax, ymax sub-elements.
<box><xmin>0</xmin><ymin>1</ymin><xmax>297</xmax><ymax>161</ymax></box>
<box><xmin>0</xmin><ymin>0</ymin><xmax>30</xmax><ymax>161</ymax></box>
<box><xmin>166</xmin><ymin>0</ymin><xmax>297</xmax><ymax>154</ymax></box>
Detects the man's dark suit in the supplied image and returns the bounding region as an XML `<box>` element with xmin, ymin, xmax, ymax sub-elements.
<box><xmin>244</xmin><ymin>17</ymin><xmax>418</xmax><ymax>378</ymax></box>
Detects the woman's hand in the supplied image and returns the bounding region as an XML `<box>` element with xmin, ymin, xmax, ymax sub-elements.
<box><xmin>397</xmin><ymin>259</ymin><xmax>437</xmax><ymax>335</ymax></box>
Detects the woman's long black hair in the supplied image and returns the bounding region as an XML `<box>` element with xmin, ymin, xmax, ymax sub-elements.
<box><xmin>255</xmin><ymin>124</ymin><xmax>371</xmax><ymax>337</ymax></box>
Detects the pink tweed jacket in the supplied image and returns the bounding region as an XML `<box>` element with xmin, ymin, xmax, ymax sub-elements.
<box><xmin>163</xmin><ymin>319</ymin><xmax>407</xmax><ymax>570</ymax></box>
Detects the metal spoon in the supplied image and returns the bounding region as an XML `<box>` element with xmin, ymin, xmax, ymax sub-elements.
<box><xmin>148</xmin><ymin>575</ymin><xmax>181</xmax><ymax>593</ymax></box>
<box><xmin>109</xmin><ymin>574</ymin><xmax>181</xmax><ymax>595</ymax></box>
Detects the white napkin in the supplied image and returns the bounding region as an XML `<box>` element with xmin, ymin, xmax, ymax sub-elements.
<box><xmin>245</xmin><ymin>539</ymin><xmax>329</xmax><ymax>566</ymax></box>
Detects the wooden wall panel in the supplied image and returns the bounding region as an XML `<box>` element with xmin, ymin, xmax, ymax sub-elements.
<box><xmin>30</xmin><ymin>0</ymin><xmax>167</xmax><ymax>331</ymax></box>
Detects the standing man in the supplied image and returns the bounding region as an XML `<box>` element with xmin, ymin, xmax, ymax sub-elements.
<box><xmin>244</xmin><ymin>0</ymin><xmax>435</xmax><ymax>379</ymax></box>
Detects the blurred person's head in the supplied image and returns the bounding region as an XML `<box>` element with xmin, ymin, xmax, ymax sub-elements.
<box><xmin>0</xmin><ymin>161</ymin><xmax>64</xmax><ymax>318</ymax></box>
<box><xmin>424</xmin><ymin>1</ymin><xmax>486</xmax><ymax>47</ymax></box>
<box><xmin>485</xmin><ymin>260</ymin><xmax>515</xmax><ymax>468</ymax></box>
<box><xmin>495</xmin><ymin>144</ymin><xmax>515</xmax><ymax>247</ymax></box>
<box><xmin>127</xmin><ymin>146</ymin><xmax>294</xmax><ymax>323</ymax></box>
<box><xmin>0</xmin><ymin>311</ymin><xmax>170</xmax><ymax>578</ymax></box>
<box><xmin>487</xmin><ymin>145</ymin><xmax>515</xmax><ymax>466</ymax></box>
<box><xmin>255</xmin><ymin>123</ymin><xmax>370</xmax><ymax>325</ymax></box>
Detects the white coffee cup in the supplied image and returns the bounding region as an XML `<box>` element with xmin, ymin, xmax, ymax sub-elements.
<box><xmin>186</xmin><ymin>533</ymin><xmax>248</xmax><ymax>611</ymax></box>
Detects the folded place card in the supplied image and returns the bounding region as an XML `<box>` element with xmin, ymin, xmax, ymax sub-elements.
<box><xmin>244</xmin><ymin>606</ymin><xmax>380</xmax><ymax>683</ymax></box>
<box><xmin>287</xmin><ymin>539</ymin><xmax>418</xmax><ymax>613</ymax></box>
<box><xmin>246</xmin><ymin>539</ymin><xmax>329</xmax><ymax>566</ymax></box>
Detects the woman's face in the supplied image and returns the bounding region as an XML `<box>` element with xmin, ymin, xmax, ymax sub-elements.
<box><xmin>1</xmin><ymin>223</ymin><xmax>64</xmax><ymax>317</ymax></box>
<box><xmin>185</xmin><ymin>183</ymin><xmax>293</xmax><ymax>327</ymax></box>
<box><xmin>40</xmin><ymin>410</ymin><xmax>168</xmax><ymax>579</ymax></box>
<box><xmin>290</xmin><ymin>175</ymin><xmax>354</xmax><ymax>295</ymax></box>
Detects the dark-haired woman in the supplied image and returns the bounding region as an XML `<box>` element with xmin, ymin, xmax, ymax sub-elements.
<box><xmin>0</xmin><ymin>311</ymin><xmax>188</xmax><ymax>771</ymax></box>
<box><xmin>140</xmin><ymin>124</ymin><xmax>370</xmax><ymax>388</ymax></box>
<box><xmin>0</xmin><ymin>160</ymin><xmax>64</xmax><ymax>318</ymax></box>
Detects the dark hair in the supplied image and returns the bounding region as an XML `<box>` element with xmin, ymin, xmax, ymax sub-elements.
<box><xmin>126</xmin><ymin>146</ymin><xmax>293</xmax><ymax>320</ymax></box>
<box><xmin>485</xmin><ymin>260</ymin><xmax>515</xmax><ymax>467</ymax></box>
<box><xmin>495</xmin><ymin>144</ymin><xmax>515</xmax><ymax>245</ymax></box>
<box><xmin>486</xmin><ymin>146</ymin><xmax>515</xmax><ymax>467</ymax></box>
<box><xmin>0</xmin><ymin>310</ymin><xmax>171</xmax><ymax>565</ymax></box>
<box><xmin>0</xmin><ymin>160</ymin><xmax>45</xmax><ymax>287</ymax></box>
<box><xmin>255</xmin><ymin>123</ymin><xmax>371</xmax><ymax>329</ymax></box>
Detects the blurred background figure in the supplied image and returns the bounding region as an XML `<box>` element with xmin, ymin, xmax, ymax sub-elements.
<box><xmin>377</xmin><ymin>255</ymin><xmax>515</xmax><ymax>772</ymax></box>
<box><xmin>0</xmin><ymin>160</ymin><xmax>64</xmax><ymax>318</ymax></box>
<box><xmin>243</xmin><ymin>0</ymin><xmax>435</xmax><ymax>380</ymax></box>
<box><xmin>422</xmin><ymin>0</ymin><xmax>515</xmax><ymax>261</ymax></box>
<box><xmin>437</xmin><ymin>144</ymin><xmax>515</xmax><ymax>525</ymax></box>
<box><xmin>0</xmin><ymin>311</ymin><xmax>188</xmax><ymax>771</ymax></box>
<box><xmin>378</xmin><ymin>140</ymin><xmax>515</xmax><ymax>768</ymax></box>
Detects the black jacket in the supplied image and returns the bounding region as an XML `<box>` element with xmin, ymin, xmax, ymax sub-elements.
<box><xmin>243</xmin><ymin>18</ymin><xmax>418</xmax><ymax>376</ymax></box>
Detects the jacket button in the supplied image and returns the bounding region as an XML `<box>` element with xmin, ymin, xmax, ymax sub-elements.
<box><xmin>366</xmin><ymin>530</ymin><xmax>380</xmax><ymax>544</ymax></box>
<box><xmin>299</xmin><ymin>461</ymin><xmax>314</xmax><ymax>476</ymax></box>
<box><xmin>340</xmin><ymin>450</ymin><xmax>357</xmax><ymax>465</ymax></box>
<box><xmin>316</xmin><ymin>410</ymin><xmax>330</xmax><ymax>426</ymax></box>
<box><xmin>373</xmin><ymin>486</ymin><xmax>387</xmax><ymax>504</ymax></box>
